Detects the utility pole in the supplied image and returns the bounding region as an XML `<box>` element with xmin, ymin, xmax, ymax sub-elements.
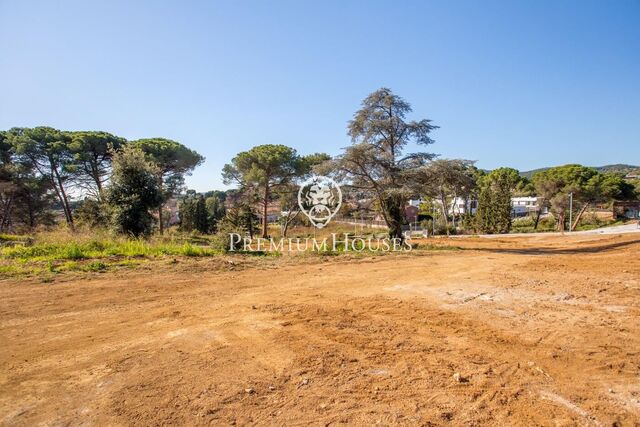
<box><xmin>568</xmin><ymin>192</ymin><xmax>573</xmax><ymax>232</ymax></box>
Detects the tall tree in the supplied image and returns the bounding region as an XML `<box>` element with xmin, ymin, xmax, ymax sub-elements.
<box><xmin>105</xmin><ymin>145</ymin><xmax>162</xmax><ymax>237</ymax></box>
<box><xmin>7</xmin><ymin>127</ymin><xmax>76</xmax><ymax>229</ymax></box>
<box><xmin>132</xmin><ymin>138</ymin><xmax>204</xmax><ymax>234</ymax></box>
<box><xmin>533</xmin><ymin>165</ymin><xmax>598</xmax><ymax>231</ymax></box>
<box><xmin>0</xmin><ymin>131</ymin><xmax>16</xmax><ymax>230</ymax></box>
<box><xmin>179</xmin><ymin>190</ymin><xmax>198</xmax><ymax>232</ymax></box>
<box><xmin>221</xmin><ymin>200</ymin><xmax>259</xmax><ymax>239</ymax></box>
<box><xmin>416</xmin><ymin>159</ymin><xmax>476</xmax><ymax>235</ymax></box>
<box><xmin>205</xmin><ymin>192</ymin><xmax>226</xmax><ymax>233</ymax></box>
<box><xmin>68</xmin><ymin>131</ymin><xmax>126</xmax><ymax>200</ymax></box>
<box><xmin>333</xmin><ymin>88</ymin><xmax>438</xmax><ymax>239</ymax></box>
<box><xmin>179</xmin><ymin>191</ymin><xmax>210</xmax><ymax>234</ymax></box>
<box><xmin>194</xmin><ymin>194</ymin><xmax>208</xmax><ymax>233</ymax></box>
<box><xmin>277</xmin><ymin>183</ymin><xmax>302</xmax><ymax>238</ymax></box>
<box><xmin>222</xmin><ymin>144</ymin><xmax>316</xmax><ymax>238</ymax></box>
<box><xmin>1</xmin><ymin>131</ymin><xmax>55</xmax><ymax>231</ymax></box>
<box><xmin>475</xmin><ymin>167</ymin><xmax>523</xmax><ymax>234</ymax></box>
<box><xmin>569</xmin><ymin>172</ymin><xmax>635</xmax><ymax>230</ymax></box>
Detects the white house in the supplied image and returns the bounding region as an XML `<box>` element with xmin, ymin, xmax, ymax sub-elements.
<box><xmin>409</xmin><ymin>198</ymin><xmax>477</xmax><ymax>216</ymax></box>
<box><xmin>450</xmin><ymin>197</ymin><xmax>477</xmax><ymax>215</ymax></box>
<box><xmin>410</xmin><ymin>196</ymin><xmax>547</xmax><ymax>218</ymax></box>
<box><xmin>511</xmin><ymin>196</ymin><xmax>547</xmax><ymax>217</ymax></box>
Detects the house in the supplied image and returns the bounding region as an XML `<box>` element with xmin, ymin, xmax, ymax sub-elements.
<box><xmin>410</xmin><ymin>196</ymin><xmax>548</xmax><ymax>219</ymax></box>
<box><xmin>409</xmin><ymin>198</ymin><xmax>477</xmax><ymax>216</ymax></box>
<box><xmin>451</xmin><ymin>197</ymin><xmax>477</xmax><ymax>216</ymax></box>
<box><xmin>511</xmin><ymin>196</ymin><xmax>544</xmax><ymax>217</ymax></box>
<box><xmin>612</xmin><ymin>201</ymin><xmax>640</xmax><ymax>219</ymax></box>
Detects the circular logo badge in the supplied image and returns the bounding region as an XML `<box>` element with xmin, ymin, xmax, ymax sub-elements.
<box><xmin>298</xmin><ymin>176</ymin><xmax>342</xmax><ymax>228</ymax></box>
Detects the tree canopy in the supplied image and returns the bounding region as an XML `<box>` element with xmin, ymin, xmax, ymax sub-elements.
<box><xmin>132</xmin><ymin>138</ymin><xmax>204</xmax><ymax>233</ymax></box>
<box><xmin>532</xmin><ymin>164</ymin><xmax>614</xmax><ymax>231</ymax></box>
<box><xmin>105</xmin><ymin>145</ymin><xmax>162</xmax><ymax>237</ymax></box>
<box><xmin>333</xmin><ymin>87</ymin><xmax>438</xmax><ymax>239</ymax></box>
<box><xmin>475</xmin><ymin>167</ymin><xmax>524</xmax><ymax>234</ymax></box>
<box><xmin>222</xmin><ymin>144</ymin><xmax>327</xmax><ymax>238</ymax></box>
<box><xmin>416</xmin><ymin>159</ymin><xmax>476</xmax><ymax>234</ymax></box>
<box><xmin>7</xmin><ymin>127</ymin><xmax>76</xmax><ymax>229</ymax></box>
<box><xmin>68</xmin><ymin>131</ymin><xmax>126</xmax><ymax>199</ymax></box>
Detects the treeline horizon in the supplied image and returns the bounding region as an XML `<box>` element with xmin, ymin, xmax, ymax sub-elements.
<box><xmin>0</xmin><ymin>127</ymin><xmax>204</xmax><ymax>235</ymax></box>
<box><xmin>1</xmin><ymin>88</ymin><xmax>639</xmax><ymax>238</ymax></box>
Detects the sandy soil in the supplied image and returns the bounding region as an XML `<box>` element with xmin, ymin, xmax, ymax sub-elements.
<box><xmin>1</xmin><ymin>233</ymin><xmax>639</xmax><ymax>426</ymax></box>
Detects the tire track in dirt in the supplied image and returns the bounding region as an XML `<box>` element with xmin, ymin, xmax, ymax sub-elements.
<box><xmin>1</xmin><ymin>234</ymin><xmax>639</xmax><ymax>425</ymax></box>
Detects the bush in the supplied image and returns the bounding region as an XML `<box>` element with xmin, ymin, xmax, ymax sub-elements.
<box><xmin>537</xmin><ymin>216</ymin><xmax>556</xmax><ymax>231</ymax></box>
<box><xmin>105</xmin><ymin>146</ymin><xmax>162</xmax><ymax>237</ymax></box>
<box><xmin>75</xmin><ymin>199</ymin><xmax>110</xmax><ymax>229</ymax></box>
<box><xmin>62</xmin><ymin>244</ymin><xmax>85</xmax><ymax>260</ymax></box>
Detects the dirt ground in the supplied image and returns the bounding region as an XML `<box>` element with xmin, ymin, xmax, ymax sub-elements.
<box><xmin>1</xmin><ymin>233</ymin><xmax>639</xmax><ymax>426</ymax></box>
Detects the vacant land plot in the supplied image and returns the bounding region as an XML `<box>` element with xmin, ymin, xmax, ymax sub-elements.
<box><xmin>1</xmin><ymin>233</ymin><xmax>639</xmax><ymax>425</ymax></box>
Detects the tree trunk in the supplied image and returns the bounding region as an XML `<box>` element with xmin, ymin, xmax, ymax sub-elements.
<box><xmin>571</xmin><ymin>203</ymin><xmax>589</xmax><ymax>231</ymax></box>
<box><xmin>262</xmin><ymin>185</ymin><xmax>269</xmax><ymax>238</ymax></box>
<box><xmin>92</xmin><ymin>162</ymin><xmax>103</xmax><ymax>201</ymax></box>
<box><xmin>533</xmin><ymin>207</ymin><xmax>542</xmax><ymax>230</ymax></box>
<box><xmin>0</xmin><ymin>195</ymin><xmax>13</xmax><ymax>232</ymax></box>
<box><xmin>383</xmin><ymin>194</ymin><xmax>404</xmax><ymax>240</ymax></box>
<box><xmin>4</xmin><ymin>202</ymin><xmax>13</xmax><ymax>232</ymax></box>
<box><xmin>282</xmin><ymin>210</ymin><xmax>299</xmax><ymax>238</ymax></box>
<box><xmin>157</xmin><ymin>178</ymin><xmax>164</xmax><ymax>235</ymax></box>
<box><xmin>158</xmin><ymin>206</ymin><xmax>164</xmax><ymax>235</ymax></box>
<box><xmin>52</xmin><ymin>165</ymin><xmax>74</xmax><ymax>231</ymax></box>
<box><xmin>439</xmin><ymin>190</ymin><xmax>449</xmax><ymax>236</ymax></box>
<box><xmin>388</xmin><ymin>216</ymin><xmax>403</xmax><ymax>240</ymax></box>
<box><xmin>557</xmin><ymin>211</ymin><xmax>565</xmax><ymax>232</ymax></box>
<box><xmin>27</xmin><ymin>195</ymin><xmax>36</xmax><ymax>229</ymax></box>
<box><xmin>451</xmin><ymin>192</ymin><xmax>457</xmax><ymax>230</ymax></box>
<box><xmin>247</xmin><ymin>207</ymin><xmax>255</xmax><ymax>239</ymax></box>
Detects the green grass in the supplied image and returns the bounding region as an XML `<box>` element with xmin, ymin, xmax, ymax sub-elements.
<box><xmin>1</xmin><ymin>239</ymin><xmax>223</xmax><ymax>262</ymax></box>
<box><xmin>0</xmin><ymin>233</ymin><xmax>30</xmax><ymax>243</ymax></box>
<box><xmin>0</xmin><ymin>230</ymin><xmax>227</xmax><ymax>279</ymax></box>
<box><xmin>0</xmin><ymin>228</ymin><xmax>458</xmax><ymax>280</ymax></box>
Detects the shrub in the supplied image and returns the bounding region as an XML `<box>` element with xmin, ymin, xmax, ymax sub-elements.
<box><xmin>62</xmin><ymin>244</ymin><xmax>85</xmax><ymax>260</ymax></box>
<box><xmin>105</xmin><ymin>146</ymin><xmax>162</xmax><ymax>237</ymax></box>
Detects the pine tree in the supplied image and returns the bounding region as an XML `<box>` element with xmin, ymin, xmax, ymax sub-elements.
<box><xmin>476</xmin><ymin>186</ymin><xmax>496</xmax><ymax>233</ymax></box>
<box><xmin>194</xmin><ymin>195</ymin><xmax>208</xmax><ymax>234</ymax></box>
<box><xmin>494</xmin><ymin>174</ymin><xmax>513</xmax><ymax>233</ymax></box>
<box><xmin>179</xmin><ymin>195</ymin><xmax>197</xmax><ymax>232</ymax></box>
<box><xmin>476</xmin><ymin>168</ymin><xmax>520</xmax><ymax>234</ymax></box>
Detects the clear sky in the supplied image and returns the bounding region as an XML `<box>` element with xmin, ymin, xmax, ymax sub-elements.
<box><xmin>1</xmin><ymin>0</ymin><xmax>638</xmax><ymax>191</ymax></box>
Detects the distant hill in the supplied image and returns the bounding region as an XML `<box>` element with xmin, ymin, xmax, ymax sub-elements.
<box><xmin>520</xmin><ymin>164</ymin><xmax>639</xmax><ymax>179</ymax></box>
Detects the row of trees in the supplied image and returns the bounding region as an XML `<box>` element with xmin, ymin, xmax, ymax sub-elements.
<box><xmin>0</xmin><ymin>127</ymin><xmax>203</xmax><ymax>235</ymax></box>
<box><xmin>222</xmin><ymin>145</ymin><xmax>330</xmax><ymax>238</ymax></box>
<box><xmin>178</xmin><ymin>190</ymin><xmax>227</xmax><ymax>234</ymax></box>
<box><xmin>2</xmin><ymin>89</ymin><xmax>637</xmax><ymax>238</ymax></box>
<box><xmin>221</xmin><ymin>88</ymin><xmax>637</xmax><ymax>238</ymax></box>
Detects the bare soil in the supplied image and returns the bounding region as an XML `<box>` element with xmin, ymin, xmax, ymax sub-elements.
<box><xmin>1</xmin><ymin>233</ymin><xmax>639</xmax><ymax>426</ymax></box>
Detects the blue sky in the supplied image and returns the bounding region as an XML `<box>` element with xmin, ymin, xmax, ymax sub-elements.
<box><xmin>1</xmin><ymin>0</ymin><xmax>638</xmax><ymax>191</ymax></box>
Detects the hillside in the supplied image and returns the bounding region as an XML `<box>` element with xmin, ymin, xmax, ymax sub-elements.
<box><xmin>520</xmin><ymin>164</ymin><xmax>639</xmax><ymax>179</ymax></box>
